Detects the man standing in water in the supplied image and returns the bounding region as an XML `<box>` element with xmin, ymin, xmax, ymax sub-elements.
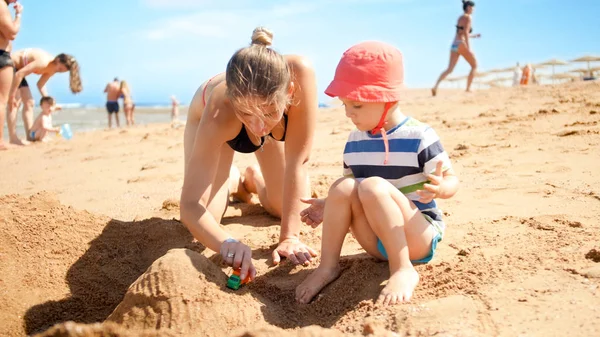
<box><xmin>103</xmin><ymin>77</ymin><xmax>121</xmax><ymax>128</ymax></box>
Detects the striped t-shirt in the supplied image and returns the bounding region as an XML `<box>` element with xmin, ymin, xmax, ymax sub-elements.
<box><xmin>343</xmin><ymin>116</ymin><xmax>451</xmax><ymax>233</ymax></box>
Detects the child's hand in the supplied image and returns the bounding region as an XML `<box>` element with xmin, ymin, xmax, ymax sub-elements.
<box><xmin>300</xmin><ymin>198</ymin><xmax>325</xmax><ymax>228</ymax></box>
<box><xmin>416</xmin><ymin>161</ymin><xmax>446</xmax><ymax>203</ymax></box>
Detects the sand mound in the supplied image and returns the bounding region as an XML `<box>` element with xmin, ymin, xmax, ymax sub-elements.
<box><xmin>34</xmin><ymin>321</ymin><xmax>177</xmax><ymax>337</ymax></box>
<box><xmin>0</xmin><ymin>192</ymin><xmax>204</xmax><ymax>336</ymax></box>
<box><xmin>107</xmin><ymin>248</ymin><xmax>267</xmax><ymax>336</ymax></box>
<box><xmin>34</xmin><ymin>322</ymin><xmax>357</xmax><ymax>337</ymax></box>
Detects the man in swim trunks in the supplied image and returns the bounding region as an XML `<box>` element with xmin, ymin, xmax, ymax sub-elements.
<box><xmin>104</xmin><ymin>77</ymin><xmax>121</xmax><ymax>128</ymax></box>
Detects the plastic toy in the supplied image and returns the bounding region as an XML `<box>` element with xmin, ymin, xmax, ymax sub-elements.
<box><xmin>57</xmin><ymin>124</ymin><xmax>73</xmax><ymax>140</ymax></box>
<box><xmin>226</xmin><ymin>269</ymin><xmax>251</xmax><ymax>290</ymax></box>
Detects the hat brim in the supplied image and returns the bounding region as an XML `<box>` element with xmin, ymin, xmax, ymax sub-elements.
<box><xmin>325</xmin><ymin>79</ymin><xmax>403</xmax><ymax>103</ymax></box>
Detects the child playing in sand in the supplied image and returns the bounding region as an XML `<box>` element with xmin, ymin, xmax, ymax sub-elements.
<box><xmin>29</xmin><ymin>96</ymin><xmax>60</xmax><ymax>142</ymax></box>
<box><xmin>295</xmin><ymin>41</ymin><xmax>459</xmax><ymax>306</ymax></box>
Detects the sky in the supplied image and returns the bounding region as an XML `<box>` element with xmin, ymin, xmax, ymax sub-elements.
<box><xmin>11</xmin><ymin>0</ymin><xmax>600</xmax><ymax>106</ymax></box>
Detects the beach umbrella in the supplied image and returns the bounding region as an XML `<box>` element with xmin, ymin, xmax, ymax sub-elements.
<box><xmin>569</xmin><ymin>68</ymin><xmax>590</xmax><ymax>74</ymax></box>
<box><xmin>570</xmin><ymin>55</ymin><xmax>600</xmax><ymax>71</ymax></box>
<box><xmin>551</xmin><ymin>73</ymin><xmax>579</xmax><ymax>83</ymax></box>
<box><xmin>552</xmin><ymin>73</ymin><xmax>578</xmax><ymax>79</ymax></box>
<box><xmin>492</xmin><ymin>76</ymin><xmax>513</xmax><ymax>83</ymax></box>
<box><xmin>537</xmin><ymin>59</ymin><xmax>569</xmax><ymax>78</ymax></box>
<box><xmin>474</xmin><ymin>71</ymin><xmax>490</xmax><ymax>78</ymax></box>
<box><xmin>482</xmin><ymin>78</ymin><xmax>508</xmax><ymax>87</ymax></box>
<box><xmin>488</xmin><ymin>66</ymin><xmax>515</xmax><ymax>74</ymax></box>
<box><xmin>445</xmin><ymin>76</ymin><xmax>464</xmax><ymax>88</ymax></box>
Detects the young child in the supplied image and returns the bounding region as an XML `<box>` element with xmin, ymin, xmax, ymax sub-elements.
<box><xmin>29</xmin><ymin>96</ymin><xmax>60</xmax><ymax>142</ymax></box>
<box><xmin>295</xmin><ymin>41</ymin><xmax>459</xmax><ymax>306</ymax></box>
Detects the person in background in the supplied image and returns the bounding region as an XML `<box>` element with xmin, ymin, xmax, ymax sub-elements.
<box><xmin>120</xmin><ymin>80</ymin><xmax>135</xmax><ymax>126</ymax></box>
<box><xmin>520</xmin><ymin>64</ymin><xmax>532</xmax><ymax>85</ymax></box>
<box><xmin>171</xmin><ymin>95</ymin><xmax>179</xmax><ymax>122</ymax></box>
<box><xmin>104</xmin><ymin>77</ymin><xmax>121</xmax><ymax>128</ymax></box>
<box><xmin>29</xmin><ymin>96</ymin><xmax>60</xmax><ymax>142</ymax></box>
<box><xmin>0</xmin><ymin>0</ymin><xmax>22</xmax><ymax>149</ymax></box>
<box><xmin>431</xmin><ymin>1</ymin><xmax>480</xmax><ymax>96</ymax></box>
<box><xmin>9</xmin><ymin>49</ymin><xmax>82</xmax><ymax>141</ymax></box>
<box><xmin>512</xmin><ymin>62</ymin><xmax>522</xmax><ymax>87</ymax></box>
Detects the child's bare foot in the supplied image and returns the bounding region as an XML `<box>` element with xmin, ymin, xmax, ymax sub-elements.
<box><xmin>296</xmin><ymin>265</ymin><xmax>341</xmax><ymax>304</ymax></box>
<box><xmin>229</xmin><ymin>166</ymin><xmax>255</xmax><ymax>204</ymax></box>
<box><xmin>9</xmin><ymin>137</ymin><xmax>29</xmax><ymax>146</ymax></box>
<box><xmin>377</xmin><ymin>267</ymin><xmax>419</xmax><ymax>306</ymax></box>
<box><xmin>0</xmin><ymin>142</ymin><xmax>8</xmax><ymax>150</ymax></box>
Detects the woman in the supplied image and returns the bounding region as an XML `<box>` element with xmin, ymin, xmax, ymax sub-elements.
<box><xmin>431</xmin><ymin>0</ymin><xmax>480</xmax><ymax>96</ymax></box>
<box><xmin>0</xmin><ymin>0</ymin><xmax>22</xmax><ymax>149</ymax></box>
<box><xmin>181</xmin><ymin>27</ymin><xmax>318</xmax><ymax>281</ymax></box>
<box><xmin>120</xmin><ymin>80</ymin><xmax>135</xmax><ymax>126</ymax></box>
<box><xmin>8</xmin><ymin>48</ymin><xmax>82</xmax><ymax>141</ymax></box>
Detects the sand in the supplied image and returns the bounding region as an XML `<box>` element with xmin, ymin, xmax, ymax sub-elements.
<box><xmin>1</xmin><ymin>81</ymin><xmax>600</xmax><ymax>336</ymax></box>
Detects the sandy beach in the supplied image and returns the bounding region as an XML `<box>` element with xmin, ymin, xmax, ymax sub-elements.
<box><xmin>1</xmin><ymin>81</ymin><xmax>599</xmax><ymax>336</ymax></box>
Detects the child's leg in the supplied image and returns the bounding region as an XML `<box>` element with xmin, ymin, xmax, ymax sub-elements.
<box><xmin>296</xmin><ymin>177</ymin><xmax>358</xmax><ymax>303</ymax></box>
<box><xmin>357</xmin><ymin>177</ymin><xmax>435</xmax><ymax>305</ymax></box>
<box><xmin>36</xmin><ymin>129</ymin><xmax>47</xmax><ymax>142</ymax></box>
<box><xmin>228</xmin><ymin>165</ymin><xmax>254</xmax><ymax>204</ymax></box>
<box><xmin>107</xmin><ymin>113</ymin><xmax>112</xmax><ymax>128</ymax></box>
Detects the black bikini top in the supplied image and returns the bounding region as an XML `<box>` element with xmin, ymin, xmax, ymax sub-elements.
<box><xmin>226</xmin><ymin>113</ymin><xmax>288</xmax><ymax>153</ymax></box>
<box><xmin>456</xmin><ymin>25</ymin><xmax>473</xmax><ymax>34</ymax></box>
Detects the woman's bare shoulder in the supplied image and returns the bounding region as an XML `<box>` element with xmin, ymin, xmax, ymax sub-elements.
<box><xmin>285</xmin><ymin>55</ymin><xmax>314</xmax><ymax>75</ymax></box>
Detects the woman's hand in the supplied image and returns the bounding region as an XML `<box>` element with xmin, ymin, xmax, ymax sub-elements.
<box><xmin>220</xmin><ymin>238</ymin><xmax>256</xmax><ymax>281</ymax></box>
<box><xmin>272</xmin><ymin>238</ymin><xmax>318</xmax><ymax>266</ymax></box>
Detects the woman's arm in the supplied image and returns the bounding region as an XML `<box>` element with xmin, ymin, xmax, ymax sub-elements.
<box><xmin>274</xmin><ymin>56</ymin><xmax>318</xmax><ymax>262</ymax></box>
<box><xmin>180</xmin><ymin>95</ymin><xmax>257</xmax><ymax>280</ymax></box>
<box><xmin>9</xmin><ymin>61</ymin><xmax>42</xmax><ymax>101</ymax></box>
<box><xmin>37</xmin><ymin>73</ymin><xmax>54</xmax><ymax>97</ymax></box>
<box><xmin>0</xmin><ymin>2</ymin><xmax>21</xmax><ymax>41</ymax></box>
<box><xmin>464</xmin><ymin>16</ymin><xmax>472</xmax><ymax>49</ymax></box>
<box><xmin>180</xmin><ymin>113</ymin><xmax>231</xmax><ymax>252</ymax></box>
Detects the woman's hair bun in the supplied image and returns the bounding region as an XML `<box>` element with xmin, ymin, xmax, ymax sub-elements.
<box><xmin>251</xmin><ymin>27</ymin><xmax>273</xmax><ymax>47</ymax></box>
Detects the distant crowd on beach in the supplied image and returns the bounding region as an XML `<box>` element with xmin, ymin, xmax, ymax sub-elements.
<box><xmin>102</xmin><ymin>77</ymin><xmax>182</xmax><ymax>129</ymax></box>
<box><xmin>0</xmin><ymin>2</ymin><xmax>82</xmax><ymax>148</ymax></box>
<box><xmin>0</xmin><ymin>2</ymin><xmax>181</xmax><ymax>149</ymax></box>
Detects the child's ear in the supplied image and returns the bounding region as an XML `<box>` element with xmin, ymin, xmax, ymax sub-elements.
<box><xmin>288</xmin><ymin>81</ymin><xmax>295</xmax><ymax>96</ymax></box>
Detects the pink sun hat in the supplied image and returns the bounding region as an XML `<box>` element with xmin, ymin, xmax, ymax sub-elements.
<box><xmin>325</xmin><ymin>41</ymin><xmax>404</xmax><ymax>102</ymax></box>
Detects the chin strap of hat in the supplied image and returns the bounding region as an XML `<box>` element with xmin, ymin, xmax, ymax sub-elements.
<box><xmin>370</xmin><ymin>102</ymin><xmax>395</xmax><ymax>165</ymax></box>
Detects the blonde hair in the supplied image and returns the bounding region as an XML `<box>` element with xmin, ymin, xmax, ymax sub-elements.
<box><xmin>120</xmin><ymin>80</ymin><xmax>130</xmax><ymax>92</ymax></box>
<box><xmin>55</xmin><ymin>53</ymin><xmax>83</xmax><ymax>94</ymax></box>
<box><xmin>225</xmin><ymin>27</ymin><xmax>291</xmax><ymax>120</ymax></box>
